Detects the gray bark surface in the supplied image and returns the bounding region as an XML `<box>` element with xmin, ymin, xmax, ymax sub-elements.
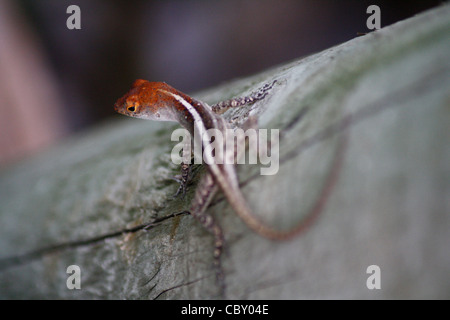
<box><xmin>0</xmin><ymin>5</ymin><xmax>449</xmax><ymax>299</ymax></box>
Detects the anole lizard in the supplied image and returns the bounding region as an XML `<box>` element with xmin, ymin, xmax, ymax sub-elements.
<box><xmin>114</xmin><ymin>79</ymin><xmax>309</xmax><ymax>292</ymax></box>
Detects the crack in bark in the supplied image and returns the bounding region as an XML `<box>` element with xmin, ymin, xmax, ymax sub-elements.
<box><xmin>152</xmin><ymin>276</ymin><xmax>209</xmax><ymax>300</ymax></box>
<box><xmin>0</xmin><ymin>211</ymin><xmax>189</xmax><ymax>271</ymax></box>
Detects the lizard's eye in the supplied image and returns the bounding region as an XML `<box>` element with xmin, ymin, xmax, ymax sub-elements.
<box><xmin>127</xmin><ymin>105</ymin><xmax>136</xmax><ymax>112</ymax></box>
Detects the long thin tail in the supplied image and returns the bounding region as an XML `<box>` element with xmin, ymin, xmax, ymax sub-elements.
<box><xmin>219</xmin><ymin>134</ymin><xmax>347</xmax><ymax>240</ymax></box>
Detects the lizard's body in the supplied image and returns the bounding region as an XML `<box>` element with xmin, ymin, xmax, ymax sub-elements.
<box><xmin>114</xmin><ymin>79</ymin><xmax>306</xmax><ymax>292</ymax></box>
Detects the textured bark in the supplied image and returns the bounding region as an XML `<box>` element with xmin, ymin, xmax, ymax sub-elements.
<box><xmin>0</xmin><ymin>5</ymin><xmax>449</xmax><ymax>299</ymax></box>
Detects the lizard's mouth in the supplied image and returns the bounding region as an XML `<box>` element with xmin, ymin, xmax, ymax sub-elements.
<box><xmin>113</xmin><ymin>99</ymin><xmax>125</xmax><ymax>114</ymax></box>
<box><xmin>113</xmin><ymin>105</ymin><xmax>122</xmax><ymax>115</ymax></box>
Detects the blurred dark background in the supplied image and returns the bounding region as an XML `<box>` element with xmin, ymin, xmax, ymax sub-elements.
<box><xmin>0</xmin><ymin>0</ymin><xmax>444</xmax><ymax>167</ymax></box>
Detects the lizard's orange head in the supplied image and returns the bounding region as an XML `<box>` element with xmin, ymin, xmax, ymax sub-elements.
<box><xmin>114</xmin><ymin>79</ymin><xmax>181</xmax><ymax>121</ymax></box>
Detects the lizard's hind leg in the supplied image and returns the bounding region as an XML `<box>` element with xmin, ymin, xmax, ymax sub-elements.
<box><xmin>189</xmin><ymin>172</ymin><xmax>226</xmax><ymax>296</ymax></box>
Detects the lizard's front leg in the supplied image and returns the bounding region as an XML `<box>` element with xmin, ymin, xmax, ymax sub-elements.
<box><xmin>173</xmin><ymin>162</ymin><xmax>191</xmax><ymax>198</ymax></box>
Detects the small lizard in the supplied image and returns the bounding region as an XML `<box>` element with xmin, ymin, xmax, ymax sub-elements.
<box><xmin>114</xmin><ymin>79</ymin><xmax>308</xmax><ymax>292</ymax></box>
